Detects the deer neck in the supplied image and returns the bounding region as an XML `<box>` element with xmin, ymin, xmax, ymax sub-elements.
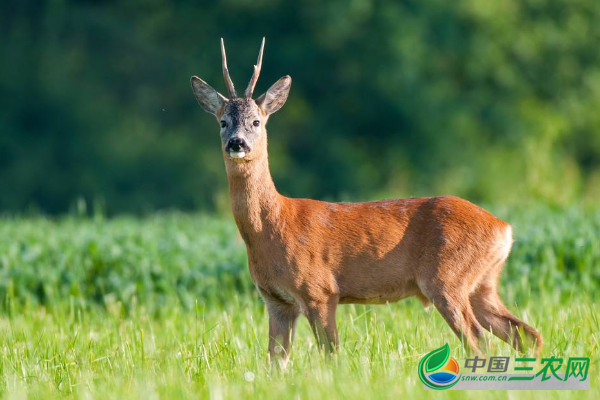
<box><xmin>225</xmin><ymin>153</ymin><xmax>282</xmax><ymax>237</ymax></box>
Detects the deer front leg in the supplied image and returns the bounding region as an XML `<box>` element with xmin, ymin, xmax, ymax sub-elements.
<box><xmin>265</xmin><ymin>298</ymin><xmax>299</xmax><ymax>370</ymax></box>
<box><xmin>306</xmin><ymin>297</ymin><xmax>339</xmax><ymax>353</ymax></box>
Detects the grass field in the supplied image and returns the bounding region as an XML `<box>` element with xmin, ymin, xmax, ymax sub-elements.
<box><xmin>0</xmin><ymin>206</ymin><xmax>598</xmax><ymax>399</ymax></box>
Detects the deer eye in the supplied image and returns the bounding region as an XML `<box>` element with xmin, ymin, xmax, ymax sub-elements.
<box><xmin>220</xmin><ymin>121</ymin><xmax>227</xmax><ymax>128</ymax></box>
<box><xmin>253</xmin><ymin>120</ymin><xmax>260</xmax><ymax>127</ymax></box>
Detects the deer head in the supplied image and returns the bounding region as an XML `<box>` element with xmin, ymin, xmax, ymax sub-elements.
<box><xmin>191</xmin><ymin>38</ymin><xmax>291</xmax><ymax>163</ymax></box>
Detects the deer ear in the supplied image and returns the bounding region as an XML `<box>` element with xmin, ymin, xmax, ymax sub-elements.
<box><xmin>256</xmin><ymin>75</ymin><xmax>291</xmax><ymax>115</ymax></box>
<box><xmin>191</xmin><ymin>76</ymin><xmax>227</xmax><ymax>115</ymax></box>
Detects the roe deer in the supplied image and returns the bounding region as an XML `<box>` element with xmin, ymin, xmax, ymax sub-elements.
<box><xmin>191</xmin><ymin>38</ymin><xmax>543</xmax><ymax>368</ymax></box>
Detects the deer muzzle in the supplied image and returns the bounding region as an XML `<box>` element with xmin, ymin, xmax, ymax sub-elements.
<box><xmin>225</xmin><ymin>137</ymin><xmax>250</xmax><ymax>158</ymax></box>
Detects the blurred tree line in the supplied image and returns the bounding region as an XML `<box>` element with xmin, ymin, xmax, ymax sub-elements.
<box><xmin>1</xmin><ymin>0</ymin><xmax>599</xmax><ymax>215</ymax></box>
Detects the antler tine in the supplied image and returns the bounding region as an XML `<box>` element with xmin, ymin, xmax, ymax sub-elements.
<box><xmin>245</xmin><ymin>37</ymin><xmax>265</xmax><ymax>98</ymax></box>
<box><xmin>221</xmin><ymin>38</ymin><xmax>237</xmax><ymax>98</ymax></box>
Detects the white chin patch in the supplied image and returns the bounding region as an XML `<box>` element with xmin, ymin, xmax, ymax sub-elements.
<box><xmin>229</xmin><ymin>151</ymin><xmax>246</xmax><ymax>159</ymax></box>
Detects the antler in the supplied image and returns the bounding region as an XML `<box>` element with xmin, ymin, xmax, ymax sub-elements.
<box><xmin>245</xmin><ymin>37</ymin><xmax>265</xmax><ymax>98</ymax></box>
<box><xmin>221</xmin><ymin>38</ymin><xmax>237</xmax><ymax>98</ymax></box>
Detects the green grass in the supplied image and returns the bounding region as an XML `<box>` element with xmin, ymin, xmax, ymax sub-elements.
<box><xmin>0</xmin><ymin>206</ymin><xmax>598</xmax><ymax>399</ymax></box>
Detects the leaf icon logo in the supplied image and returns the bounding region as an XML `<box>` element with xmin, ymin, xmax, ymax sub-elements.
<box><xmin>418</xmin><ymin>344</ymin><xmax>461</xmax><ymax>390</ymax></box>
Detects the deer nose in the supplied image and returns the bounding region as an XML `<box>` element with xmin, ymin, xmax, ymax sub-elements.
<box><xmin>226</xmin><ymin>137</ymin><xmax>247</xmax><ymax>152</ymax></box>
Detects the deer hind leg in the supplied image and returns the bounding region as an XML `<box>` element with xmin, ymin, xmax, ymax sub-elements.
<box><xmin>470</xmin><ymin>274</ymin><xmax>543</xmax><ymax>356</ymax></box>
<box><xmin>418</xmin><ymin>258</ymin><xmax>487</xmax><ymax>353</ymax></box>
<box><xmin>467</xmin><ymin>223</ymin><xmax>543</xmax><ymax>355</ymax></box>
<box><xmin>427</xmin><ymin>290</ymin><xmax>486</xmax><ymax>354</ymax></box>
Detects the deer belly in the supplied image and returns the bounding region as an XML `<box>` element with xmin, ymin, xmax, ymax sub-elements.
<box><xmin>338</xmin><ymin>276</ymin><xmax>419</xmax><ymax>305</ymax></box>
<box><xmin>338</xmin><ymin>292</ymin><xmax>414</xmax><ymax>305</ymax></box>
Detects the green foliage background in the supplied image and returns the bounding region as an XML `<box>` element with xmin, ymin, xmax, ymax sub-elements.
<box><xmin>2</xmin><ymin>0</ymin><xmax>600</xmax><ymax>214</ymax></box>
<box><xmin>1</xmin><ymin>3</ymin><xmax>599</xmax><ymax>397</ymax></box>
<box><xmin>1</xmin><ymin>206</ymin><xmax>599</xmax><ymax>312</ymax></box>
